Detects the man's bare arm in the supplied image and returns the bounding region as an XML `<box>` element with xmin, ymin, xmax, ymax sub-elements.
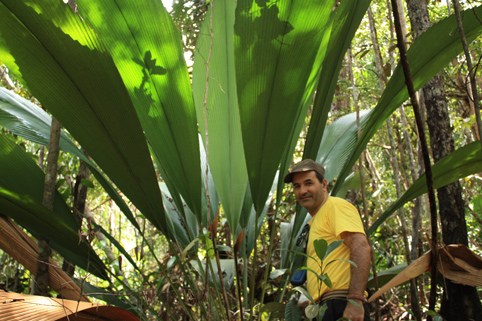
<box><xmin>340</xmin><ymin>231</ymin><xmax>371</xmax><ymax>321</ymax></box>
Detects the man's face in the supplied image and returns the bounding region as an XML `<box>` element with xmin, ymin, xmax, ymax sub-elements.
<box><xmin>292</xmin><ymin>171</ymin><xmax>328</xmax><ymax>215</ymax></box>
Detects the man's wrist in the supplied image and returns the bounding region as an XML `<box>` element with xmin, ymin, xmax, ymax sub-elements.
<box><xmin>347</xmin><ymin>294</ymin><xmax>367</xmax><ymax>303</ymax></box>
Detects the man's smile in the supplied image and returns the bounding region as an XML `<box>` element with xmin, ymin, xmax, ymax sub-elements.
<box><xmin>299</xmin><ymin>194</ymin><xmax>312</xmax><ymax>201</ymax></box>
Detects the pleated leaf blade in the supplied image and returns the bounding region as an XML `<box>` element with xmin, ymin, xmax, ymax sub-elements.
<box><xmin>75</xmin><ymin>0</ymin><xmax>202</xmax><ymax>217</ymax></box>
<box><xmin>0</xmin><ymin>0</ymin><xmax>167</xmax><ymax>232</ymax></box>
<box><xmin>303</xmin><ymin>0</ymin><xmax>372</xmax><ymax>160</ymax></box>
<box><xmin>0</xmin><ymin>87</ymin><xmax>141</xmax><ymax>231</ymax></box>
<box><xmin>193</xmin><ymin>0</ymin><xmax>248</xmax><ymax>232</ymax></box>
<box><xmin>234</xmin><ymin>0</ymin><xmax>336</xmax><ymax>212</ymax></box>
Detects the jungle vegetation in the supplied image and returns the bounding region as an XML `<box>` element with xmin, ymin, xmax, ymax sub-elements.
<box><xmin>0</xmin><ymin>0</ymin><xmax>481</xmax><ymax>320</ymax></box>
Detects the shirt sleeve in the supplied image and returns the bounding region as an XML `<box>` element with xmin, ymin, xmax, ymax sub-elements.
<box><xmin>331</xmin><ymin>200</ymin><xmax>365</xmax><ymax>238</ymax></box>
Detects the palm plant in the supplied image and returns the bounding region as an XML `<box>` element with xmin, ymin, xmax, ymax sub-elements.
<box><xmin>1</xmin><ymin>0</ymin><xmax>482</xmax><ymax>319</ymax></box>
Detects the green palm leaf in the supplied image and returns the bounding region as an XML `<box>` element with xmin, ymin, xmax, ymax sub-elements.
<box><xmin>0</xmin><ymin>133</ymin><xmax>78</xmax><ymax>228</ymax></box>
<box><xmin>193</xmin><ymin>0</ymin><xmax>248</xmax><ymax>233</ymax></box>
<box><xmin>0</xmin><ymin>134</ymin><xmax>107</xmax><ymax>280</ymax></box>
<box><xmin>303</xmin><ymin>0</ymin><xmax>372</xmax><ymax>160</ymax></box>
<box><xmin>234</xmin><ymin>0</ymin><xmax>336</xmax><ymax>213</ymax></box>
<box><xmin>317</xmin><ymin>110</ymin><xmax>371</xmax><ymax>183</ymax></box>
<box><xmin>332</xmin><ymin>4</ymin><xmax>482</xmax><ymax>195</ymax></box>
<box><xmin>0</xmin><ymin>87</ymin><xmax>141</xmax><ymax>231</ymax></box>
<box><xmin>0</xmin><ymin>186</ymin><xmax>108</xmax><ymax>280</ymax></box>
<box><xmin>276</xmin><ymin>15</ymin><xmax>334</xmax><ymax>209</ymax></box>
<box><xmin>199</xmin><ymin>136</ymin><xmax>221</xmax><ymax>228</ymax></box>
<box><xmin>75</xmin><ymin>0</ymin><xmax>202</xmax><ymax>218</ymax></box>
<box><xmin>368</xmin><ymin>142</ymin><xmax>482</xmax><ymax>234</ymax></box>
<box><xmin>0</xmin><ymin>0</ymin><xmax>167</xmax><ymax>233</ymax></box>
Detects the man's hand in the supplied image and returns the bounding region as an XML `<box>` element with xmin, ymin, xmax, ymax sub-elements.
<box><xmin>297</xmin><ymin>293</ymin><xmax>310</xmax><ymax>309</ymax></box>
<box><xmin>343</xmin><ymin>299</ymin><xmax>365</xmax><ymax>321</ymax></box>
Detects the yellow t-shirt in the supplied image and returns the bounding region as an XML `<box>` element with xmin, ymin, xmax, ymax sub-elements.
<box><xmin>306</xmin><ymin>196</ymin><xmax>365</xmax><ymax>302</ymax></box>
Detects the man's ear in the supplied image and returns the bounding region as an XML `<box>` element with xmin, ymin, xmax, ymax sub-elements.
<box><xmin>322</xmin><ymin>179</ymin><xmax>330</xmax><ymax>193</ymax></box>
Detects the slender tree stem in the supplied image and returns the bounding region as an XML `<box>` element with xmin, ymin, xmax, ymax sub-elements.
<box><xmin>390</xmin><ymin>1</ymin><xmax>439</xmax><ymax>319</ymax></box>
<box><xmin>350</xmin><ymin>44</ymin><xmax>381</xmax><ymax>321</ymax></box>
<box><xmin>370</xmin><ymin>6</ymin><xmax>421</xmax><ymax>316</ymax></box>
<box><xmin>452</xmin><ymin>0</ymin><xmax>482</xmax><ymax>144</ymax></box>
<box><xmin>389</xmin><ymin>3</ymin><xmax>423</xmax><ymax>315</ymax></box>
<box><xmin>36</xmin><ymin>117</ymin><xmax>62</xmax><ymax>296</ymax></box>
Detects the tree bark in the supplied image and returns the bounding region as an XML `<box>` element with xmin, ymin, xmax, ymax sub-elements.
<box><xmin>62</xmin><ymin>158</ymin><xmax>90</xmax><ymax>277</ymax></box>
<box><xmin>36</xmin><ymin>117</ymin><xmax>62</xmax><ymax>296</ymax></box>
<box><xmin>394</xmin><ymin>0</ymin><xmax>408</xmax><ymax>45</ymax></box>
<box><xmin>406</xmin><ymin>1</ymin><xmax>482</xmax><ymax>319</ymax></box>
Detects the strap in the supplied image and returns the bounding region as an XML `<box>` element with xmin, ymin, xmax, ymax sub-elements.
<box><xmin>319</xmin><ymin>290</ymin><xmax>349</xmax><ymax>303</ymax></box>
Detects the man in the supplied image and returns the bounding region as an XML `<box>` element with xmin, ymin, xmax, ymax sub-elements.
<box><xmin>284</xmin><ymin>159</ymin><xmax>371</xmax><ymax>321</ymax></box>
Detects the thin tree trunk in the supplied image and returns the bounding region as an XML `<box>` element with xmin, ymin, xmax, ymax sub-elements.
<box><xmin>368</xmin><ymin>7</ymin><xmax>422</xmax><ymax>319</ymax></box>
<box><xmin>406</xmin><ymin>1</ymin><xmax>482</xmax><ymax>320</ymax></box>
<box><xmin>398</xmin><ymin>107</ymin><xmax>423</xmax><ymax>259</ymax></box>
<box><xmin>391</xmin><ymin>1</ymin><xmax>440</xmax><ymax>319</ymax></box>
<box><xmin>36</xmin><ymin>117</ymin><xmax>62</xmax><ymax>296</ymax></box>
<box><xmin>387</xmin><ymin>1</ymin><xmax>425</xmax><ymax>263</ymax></box>
<box><xmin>395</xmin><ymin>0</ymin><xmax>408</xmax><ymax>45</ymax></box>
<box><xmin>349</xmin><ymin>45</ymin><xmax>380</xmax><ymax>321</ymax></box>
<box><xmin>62</xmin><ymin>158</ymin><xmax>90</xmax><ymax>277</ymax></box>
<box><xmin>452</xmin><ymin>0</ymin><xmax>482</xmax><ymax>144</ymax></box>
<box><xmin>387</xmin><ymin>116</ymin><xmax>422</xmax><ymax>319</ymax></box>
<box><xmin>32</xmin><ymin>145</ymin><xmax>46</xmax><ymax>294</ymax></box>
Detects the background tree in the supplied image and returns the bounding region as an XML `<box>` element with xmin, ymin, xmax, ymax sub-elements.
<box><xmin>406</xmin><ymin>0</ymin><xmax>482</xmax><ymax>319</ymax></box>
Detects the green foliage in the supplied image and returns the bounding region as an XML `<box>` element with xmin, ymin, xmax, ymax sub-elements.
<box><xmin>369</xmin><ymin>141</ymin><xmax>482</xmax><ymax>234</ymax></box>
<box><xmin>1</xmin><ymin>0</ymin><xmax>482</xmax><ymax>319</ymax></box>
<box><xmin>285</xmin><ymin>238</ymin><xmax>350</xmax><ymax>319</ymax></box>
<box><xmin>284</xmin><ymin>298</ymin><xmax>302</xmax><ymax>321</ymax></box>
<box><xmin>333</xmin><ymin>3</ymin><xmax>482</xmax><ymax>195</ymax></box>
